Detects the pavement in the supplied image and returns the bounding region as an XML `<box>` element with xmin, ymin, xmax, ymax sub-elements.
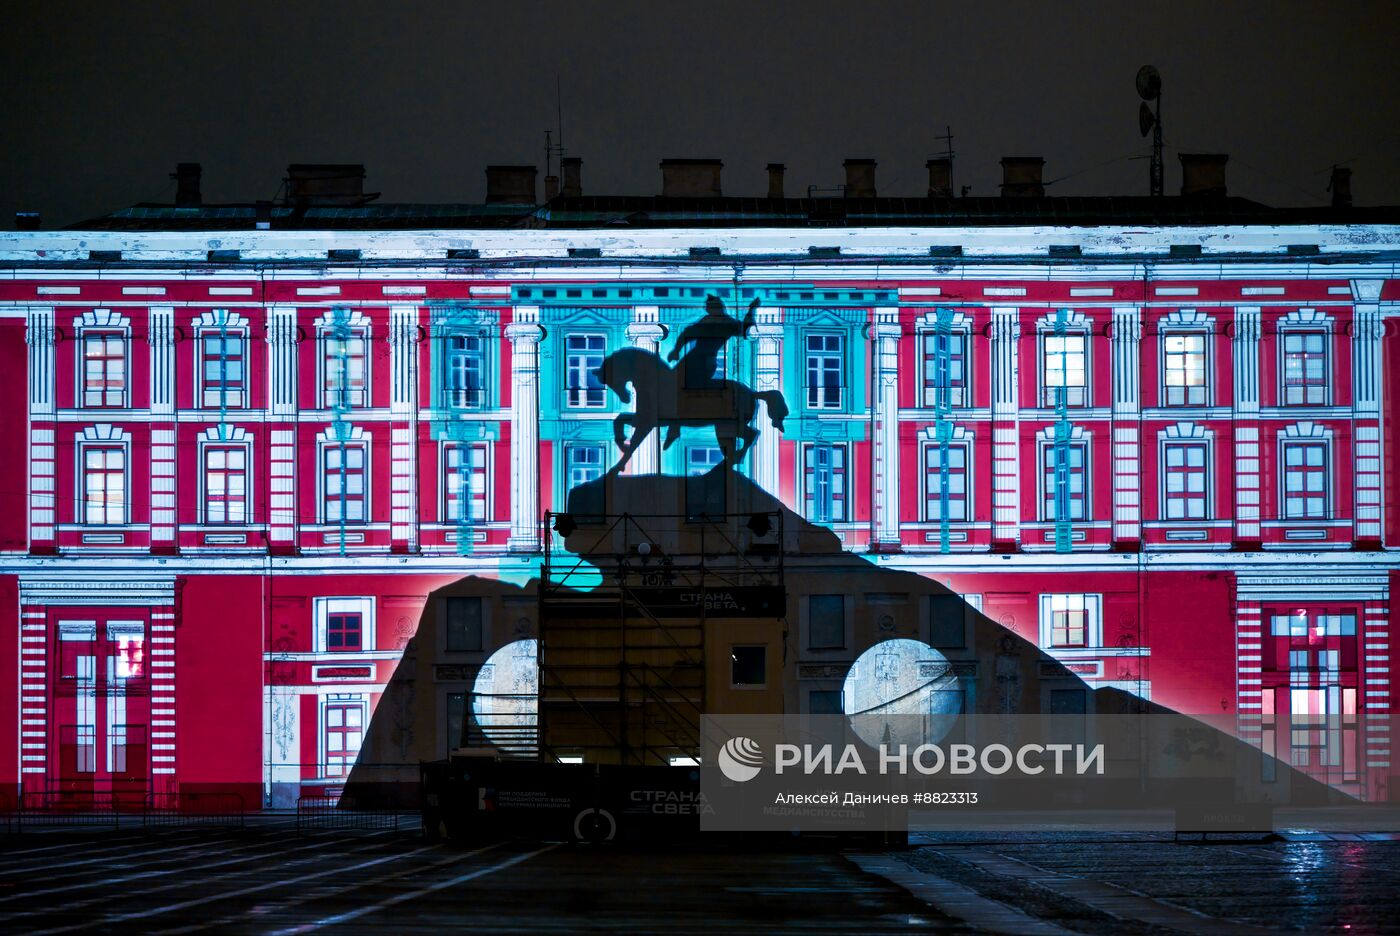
<box><xmin>1</xmin><ymin>822</ymin><xmax>1398</xmax><ymax>933</ymax></box>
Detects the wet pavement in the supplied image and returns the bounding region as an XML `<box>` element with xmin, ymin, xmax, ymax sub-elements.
<box><xmin>1</xmin><ymin>822</ymin><xmax>1397</xmax><ymax>933</ymax></box>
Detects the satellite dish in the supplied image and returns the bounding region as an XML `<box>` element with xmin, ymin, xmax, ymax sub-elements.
<box><xmin>1136</xmin><ymin>65</ymin><xmax>1162</xmax><ymax>101</ymax></box>
<box><xmin>1138</xmin><ymin>101</ymin><xmax>1157</xmax><ymax>137</ymax></box>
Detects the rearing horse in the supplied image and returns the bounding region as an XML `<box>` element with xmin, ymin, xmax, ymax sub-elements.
<box><xmin>595</xmin><ymin>348</ymin><xmax>788</xmax><ymax>471</ymax></box>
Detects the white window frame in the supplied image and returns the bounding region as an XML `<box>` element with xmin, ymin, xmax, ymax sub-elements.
<box><xmin>1035</xmin><ymin>426</ymin><xmax>1091</xmax><ymax>522</ymax></box>
<box><xmin>313</xmin><ymin>596</ymin><xmax>376</xmax><ymax>653</ymax></box>
<box><xmin>315</xmin><ymin>426</ymin><xmax>372</xmax><ymax>525</ymax></box>
<box><xmin>1279</xmin><ymin>422</ymin><xmax>1332</xmax><ymax>520</ymax></box>
<box><xmin>803</xmin><ymin>442</ymin><xmax>849</xmax><ymax>524</ymax></box>
<box><xmin>443</xmin><ymin>331</ymin><xmax>489</xmax><ymax>408</ymax></box>
<box><xmin>74</xmin><ymin>309</ymin><xmax>132</xmax><ymax>410</ymax></box>
<box><xmin>1157</xmin><ymin>422</ymin><xmax>1212</xmax><ymax>522</ymax></box>
<box><xmin>315</xmin><ymin>309</ymin><xmax>372</xmax><ymax>410</ymax></box>
<box><xmin>921</xmin><ymin>439</ymin><xmax>972</xmax><ymax>522</ymax></box>
<box><xmin>917</xmin><ymin>311</ymin><xmax>972</xmax><ymax>409</ymax></box>
<box><xmin>564</xmin><ymin>332</ymin><xmax>607</xmax><ymax>409</ymax></box>
<box><xmin>442</xmin><ymin>440</ymin><xmax>490</xmax><ymax>524</ymax></box>
<box><xmin>1037</xmin><ymin>593</ymin><xmax>1103</xmax><ymax>650</ymax></box>
<box><xmin>804</xmin><ymin>332</ymin><xmax>845</xmax><ymax>410</ymax></box>
<box><xmin>76</xmin><ymin>425</ymin><xmax>130</xmax><ymax>526</ymax></box>
<box><xmin>197</xmin><ymin>426</ymin><xmax>254</xmax><ymax>525</ymax></box>
<box><xmin>1159</xmin><ymin>310</ymin><xmax>1213</xmax><ymax>407</ymax></box>
<box><xmin>319</xmin><ymin>693</ymin><xmax>368</xmax><ymax>780</ymax></box>
<box><xmin>192</xmin><ymin>310</ymin><xmax>249</xmax><ymax>409</ymax></box>
<box><xmin>1036</xmin><ymin>310</ymin><xmax>1092</xmax><ymax>408</ymax></box>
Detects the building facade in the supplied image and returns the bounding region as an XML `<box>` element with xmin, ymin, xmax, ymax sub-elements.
<box><xmin>0</xmin><ymin>215</ymin><xmax>1396</xmax><ymax>807</ymax></box>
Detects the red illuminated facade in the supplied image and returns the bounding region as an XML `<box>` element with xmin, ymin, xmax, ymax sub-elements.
<box><xmin>0</xmin><ymin>209</ymin><xmax>1396</xmax><ymax>807</ymax></box>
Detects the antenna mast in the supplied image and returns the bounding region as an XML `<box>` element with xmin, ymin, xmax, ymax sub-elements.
<box><xmin>934</xmin><ymin>125</ymin><xmax>956</xmax><ymax>196</ymax></box>
<box><xmin>1136</xmin><ymin>66</ymin><xmax>1164</xmax><ymax>197</ymax></box>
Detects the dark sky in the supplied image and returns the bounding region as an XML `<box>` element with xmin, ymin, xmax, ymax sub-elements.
<box><xmin>4</xmin><ymin>1</ymin><xmax>1399</xmax><ymax>227</ymax></box>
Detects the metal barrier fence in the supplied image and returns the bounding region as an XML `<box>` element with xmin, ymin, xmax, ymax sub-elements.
<box><xmin>143</xmin><ymin>792</ymin><xmax>247</xmax><ymax>830</ymax></box>
<box><xmin>295</xmin><ymin>795</ymin><xmax>418</xmax><ymax>834</ymax></box>
<box><xmin>0</xmin><ymin>790</ymin><xmax>249</xmax><ymax>832</ymax></box>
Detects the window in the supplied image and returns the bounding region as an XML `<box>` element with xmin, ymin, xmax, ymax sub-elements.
<box><xmin>445</xmin><ymin>596</ymin><xmax>483</xmax><ymax>652</ymax></box>
<box><xmin>445</xmin><ymin>691</ymin><xmax>467</xmax><ymax>752</ymax></box>
<box><xmin>200</xmin><ymin>331</ymin><xmax>246</xmax><ymax>408</ymax></box>
<box><xmin>323</xmin><ymin>701</ymin><xmax>364</xmax><ymax>778</ymax></box>
<box><xmin>922</xmin><ymin>330</ymin><xmax>968</xmax><ymax>407</ymax></box>
<box><xmin>445</xmin><ymin>334</ymin><xmax>485</xmax><ymax>407</ymax></box>
<box><xmin>1282</xmin><ymin>441</ymin><xmax>1328</xmax><ymax>519</ymax></box>
<box><xmin>566</xmin><ymin>444</ymin><xmax>606</xmax><ymax>519</ymax></box>
<box><xmin>1282</xmin><ymin>331</ymin><xmax>1328</xmax><ymax>405</ymax></box>
<box><xmin>326</xmin><ymin>612</ymin><xmax>363</xmax><ymax>652</ymax></box>
<box><xmin>923</xmin><ymin>444</ymin><xmax>969</xmax><ymax>521</ymax></box>
<box><xmin>805</xmin><ymin>334</ymin><xmax>844</xmax><ymax>408</ymax></box>
<box><xmin>203</xmin><ymin>445</ymin><xmax>248</xmax><ymax>524</ymax></box>
<box><xmin>1042</xmin><ymin>332</ymin><xmax>1087</xmax><ymax>406</ymax></box>
<box><xmin>1270</xmin><ymin>611</ymin><xmax>1356</xmax><ymax>637</ymax></box>
<box><xmin>731</xmin><ymin>646</ymin><xmax>766</xmax><ymax>687</ymax></box>
<box><xmin>808</xmin><ymin>595</ymin><xmax>845</xmax><ymax>650</ymax></box>
<box><xmin>1039</xmin><ymin>594</ymin><xmax>1101</xmax><ymax>650</ymax></box>
<box><xmin>323</xmin><ymin>443</ymin><xmax>367</xmax><ymax>523</ymax></box>
<box><xmin>1163</xmin><ymin>332</ymin><xmax>1207</xmax><ymax>405</ymax></box>
<box><xmin>685</xmin><ymin>446</ymin><xmax>726</xmax><ymax>520</ymax></box>
<box><xmin>804</xmin><ymin>444</ymin><xmax>847</xmax><ymax>523</ymax></box>
<box><xmin>808</xmin><ymin>689</ymin><xmax>843</xmax><ymax>714</ymax></box>
<box><xmin>445</xmin><ymin>443</ymin><xmax>488</xmax><ymax>523</ymax></box>
<box><xmin>323</xmin><ymin>329</ymin><xmax>368</xmax><ymax>408</ymax></box>
<box><xmin>1042</xmin><ymin>441</ymin><xmax>1088</xmax><ymax>521</ymax></box>
<box><xmin>82</xmin><ymin>332</ymin><xmax>127</xmax><ymax>408</ymax></box>
<box><xmin>1163</xmin><ymin>442</ymin><xmax>1208</xmax><ymax>520</ymax></box>
<box><xmin>82</xmin><ymin>446</ymin><xmax>126</xmax><ymax>525</ymax></box>
<box><xmin>928</xmin><ymin>594</ymin><xmax>967</xmax><ymax>649</ymax></box>
<box><xmin>565</xmin><ymin>334</ymin><xmax>606</xmax><ymax>408</ymax></box>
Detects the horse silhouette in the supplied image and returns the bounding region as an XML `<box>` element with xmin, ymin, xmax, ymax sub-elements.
<box><xmin>595</xmin><ymin>347</ymin><xmax>788</xmax><ymax>471</ymax></box>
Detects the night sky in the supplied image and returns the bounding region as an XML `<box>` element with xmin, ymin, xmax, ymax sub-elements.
<box><xmin>4</xmin><ymin>1</ymin><xmax>1399</xmax><ymax>227</ymax></box>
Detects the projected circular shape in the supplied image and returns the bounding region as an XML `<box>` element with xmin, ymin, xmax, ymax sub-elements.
<box><xmin>842</xmin><ymin>638</ymin><xmax>961</xmax><ymax>750</ymax></box>
<box><xmin>472</xmin><ymin>638</ymin><xmax>539</xmax><ymax>750</ymax></box>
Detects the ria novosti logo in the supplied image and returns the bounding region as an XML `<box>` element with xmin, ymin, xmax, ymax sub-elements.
<box><xmin>717</xmin><ymin>737</ymin><xmax>764</xmax><ymax>782</ymax></box>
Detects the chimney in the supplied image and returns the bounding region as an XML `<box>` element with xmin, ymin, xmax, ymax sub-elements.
<box><xmin>926</xmin><ymin>158</ymin><xmax>952</xmax><ymax>198</ymax></box>
<box><xmin>172</xmin><ymin>162</ymin><xmax>202</xmax><ymax>208</ymax></box>
<box><xmin>767</xmin><ymin>163</ymin><xmax>785</xmax><ymax>199</ymax></box>
<box><xmin>660</xmin><ymin>159</ymin><xmax>723</xmax><ymax>198</ymax></box>
<box><xmin>999</xmin><ymin>156</ymin><xmax>1045</xmax><ymax>197</ymax></box>
<box><xmin>1178</xmin><ymin>153</ymin><xmax>1228</xmax><ymax>198</ymax></box>
<box><xmin>1329</xmin><ymin>166</ymin><xmax>1353</xmax><ymax>208</ymax></box>
<box><xmin>285</xmin><ymin>164</ymin><xmax>367</xmax><ymax>206</ymax></box>
<box><xmin>15</xmin><ymin>212</ymin><xmax>40</xmax><ymax>230</ymax></box>
<box><xmin>544</xmin><ymin>174</ymin><xmax>560</xmax><ymax>200</ymax></box>
<box><xmin>484</xmin><ymin>165</ymin><xmax>538</xmax><ymax>204</ymax></box>
<box><xmin>561</xmin><ymin>157</ymin><xmax>583</xmax><ymax>197</ymax></box>
<box><xmin>843</xmin><ymin>159</ymin><xmax>876</xmax><ymax>198</ymax></box>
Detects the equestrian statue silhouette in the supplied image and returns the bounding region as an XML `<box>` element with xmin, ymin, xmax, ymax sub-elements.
<box><xmin>594</xmin><ymin>296</ymin><xmax>788</xmax><ymax>472</ymax></box>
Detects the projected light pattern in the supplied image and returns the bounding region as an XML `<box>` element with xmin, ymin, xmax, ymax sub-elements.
<box><xmin>844</xmin><ymin>639</ymin><xmax>962</xmax><ymax>750</ymax></box>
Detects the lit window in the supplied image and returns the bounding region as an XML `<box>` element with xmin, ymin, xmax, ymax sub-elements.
<box><xmin>324</xmin><ymin>701</ymin><xmax>364</xmax><ymax>778</ymax></box>
<box><xmin>808</xmin><ymin>595</ymin><xmax>845</xmax><ymax>650</ymax></box>
<box><xmin>82</xmin><ymin>332</ymin><xmax>127</xmax><ymax>408</ymax></box>
<box><xmin>1042</xmin><ymin>441</ymin><xmax>1088</xmax><ymax>521</ymax></box>
<box><xmin>445</xmin><ymin>443</ymin><xmax>488</xmax><ymax>523</ymax></box>
<box><xmin>200</xmin><ymin>331</ymin><xmax>246</xmax><ymax>408</ymax></box>
<box><xmin>565</xmin><ymin>334</ymin><xmax>606</xmax><ymax>408</ymax></box>
<box><xmin>323</xmin><ymin>330</ymin><xmax>368</xmax><ymax>409</ymax></box>
<box><xmin>922</xmin><ymin>330</ymin><xmax>968</xmax><ymax>407</ymax></box>
<box><xmin>924</xmin><ymin>444</ymin><xmax>968</xmax><ymax>521</ymax></box>
<box><xmin>1040</xmin><ymin>594</ymin><xmax>1101</xmax><ymax>650</ymax></box>
<box><xmin>82</xmin><ymin>445</ymin><xmax>126</xmax><ymax>525</ymax></box>
<box><xmin>1282</xmin><ymin>441</ymin><xmax>1328</xmax><ymax>519</ymax></box>
<box><xmin>1042</xmin><ymin>333</ymin><xmax>1087</xmax><ymax>406</ymax></box>
<box><xmin>1163</xmin><ymin>442</ymin><xmax>1208</xmax><ymax>520</ymax></box>
<box><xmin>685</xmin><ymin>446</ymin><xmax>726</xmax><ymax>520</ymax></box>
<box><xmin>323</xmin><ymin>443</ymin><xmax>367</xmax><ymax>523</ymax></box>
<box><xmin>326</xmin><ymin>612</ymin><xmax>363</xmax><ymax>652</ymax></box>
<box><xmin>1282</xmin><ymin>331</ymin><xmax>1328</xmax><ymax>405</ymax></box>
<box><xmin>445</xmin><ymin>596</ymin><xmax>483</xmax><ymax>653</ymax></box>
<box><xmin>1270</xmin><ymin>611</ymin><xmax>1356</xmax><ymax>637</ymax></box>
<box><xmin>731</xmin><ymin>646</ymin><xmax>766</xmax><ymax>687</ymax></box>
<box><xmin>1163</xmin><ymin>332</ymin><xmax>1207</xmax><ymax>405</ymax></box>
<box><xmin>805</xmin><ymin>334</ymin><xmax>844</xmax><ymax>409</ymax></box>
<box><xmin>203</xmin><ymin>445</ymin><xmax>248</xmax><ymax>524</ymax></box>
<box><xmin>445</xmin><ymin>334</ymin><xmax>485</xmax><ymax>407</ymax></box>
<box><xmin>804</xmin><ymin>444</ymin><xmax>847</xmax><ymax>523</ymax></box>
<box><xmin>566</xmin><ymin>444</ymin><xmax>606</xmax><ymax>520</ymax></box>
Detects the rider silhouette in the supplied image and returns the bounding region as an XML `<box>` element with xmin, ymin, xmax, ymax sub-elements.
<box><xmin>667</xmin><ymin>296</ymin><xmax>758</xmax><ymax>389</ymax></box>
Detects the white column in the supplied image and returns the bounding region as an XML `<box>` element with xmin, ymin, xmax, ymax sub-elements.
<box><xmin>870</xmin><ymin>307</ymin><xmax>902</xmax><ymax>550</ymax></box>
<box><xmin>266</xmin><ymin>306</ymin><xmax>300</xmax><ymax>549</ymax></box>
<box><xmin>624</xmin><ymin>305</ymin><xmax>665</xmax><ymax>475</ymax></box>
<box><xmin>1110</xmin><ymin>305</ymin><xmax>1142</xmax><ymax>545</ymax></box>
<box><xmin>748</xmin><ymin>307</ymin><xmax>783</xmax><ymax>498</ymax></box>
<box><xmin>507</xmin><ymin>307</ymin><xmax>544</xmax><ymax>552</ymax></box>
<box><xmin>148</xmin><ymin>306</ymin><xmax>177</xmax><ymax>549</ymax></box>
<box><xmin>388</xmin><ymin>305</ymin><xmax>421</xmax><ymax>552</ymax></box>
<box><xmin>1232</xmin><ymin>306</ymin><xmax>1262</xmax><ymax>544</ymax></box>
<box><xmin>25</xmin><ymin>307</ymin><xmax>56</xmax><ymax>551</ymax></box>
<box><xmin>989</xmin><ymin>307</ymin><xmax>1021</xmax><ymax>546</ymax></box>
<box><xmin>1351</xmin><ymin>280</ymin><xmax>1385</xmax><ymax>542</ymax></box>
